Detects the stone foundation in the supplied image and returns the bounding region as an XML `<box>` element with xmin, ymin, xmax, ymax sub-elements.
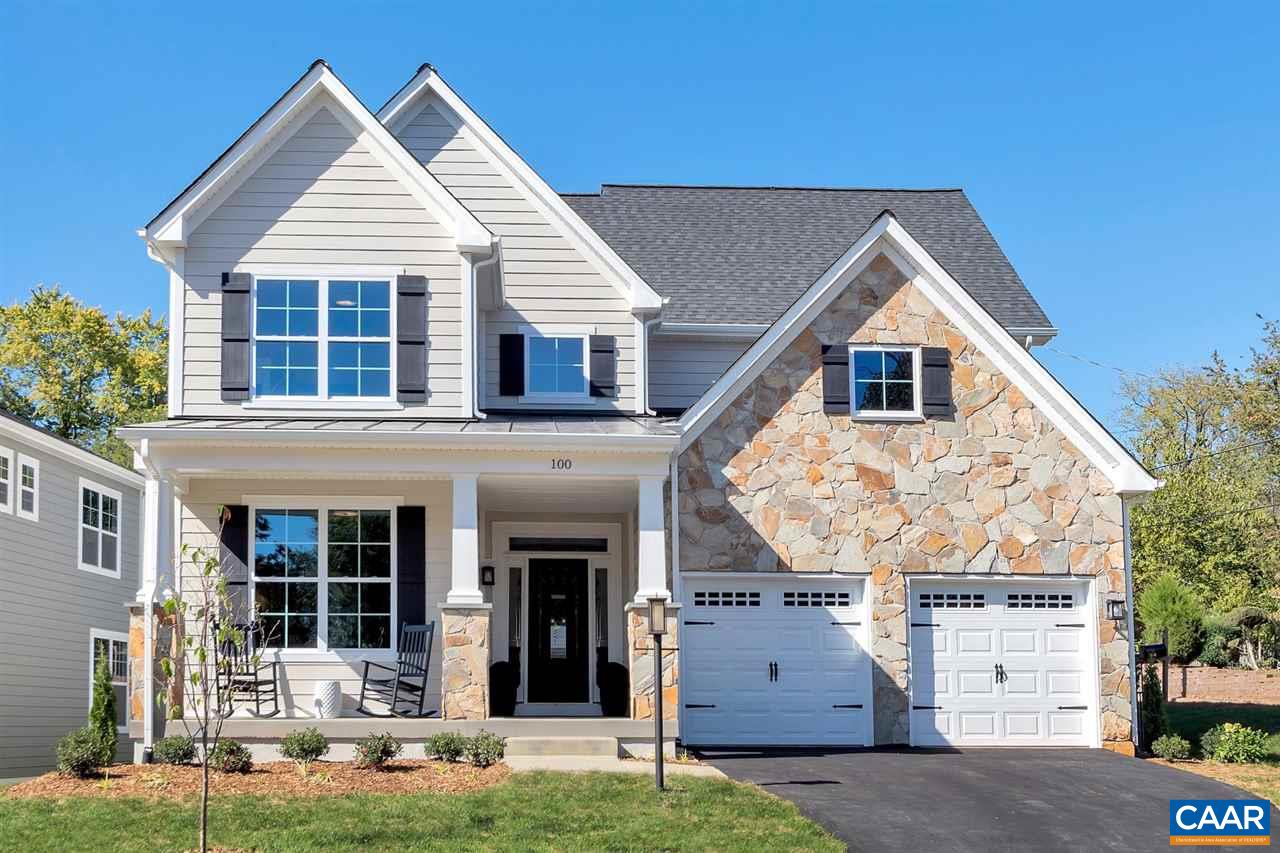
<box><xmin>440</xmin><ymin>605</ymin><xmax>491</xmax><ymax>720</ymax></box>
<box><xmin>626</xmin><ymin>603</ymin><xmax>680</xmax><ymax>721</ymax></box>
<box><xmin>126</xmin><ymin>602</ymin><xmax>181</xmax><ymax>732</ymax></box>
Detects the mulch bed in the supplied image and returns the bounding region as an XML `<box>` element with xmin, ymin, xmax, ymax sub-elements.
<box><xmin>4</xmin><ymin>760</ymin><xmax>510</xmax><ymax>801</ymax></box>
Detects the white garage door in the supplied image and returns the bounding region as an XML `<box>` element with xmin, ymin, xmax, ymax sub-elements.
<box><xmin>909</xmin><ymin>581</ymin><xmax>1096</xmax><ymax>747</ymax></box>
<box><xmin>681</xmin><ymin>578</ymin><xmax>872</xmax><ymax>746</ymax></box>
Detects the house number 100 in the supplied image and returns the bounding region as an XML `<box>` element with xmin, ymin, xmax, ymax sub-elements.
<box><xmin>551</xmin><ymin>458</ymin><xmax>573</xmax><ymax>470</ymax></box>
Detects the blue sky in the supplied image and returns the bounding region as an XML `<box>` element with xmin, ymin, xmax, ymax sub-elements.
<box><xmin>2</xmin><ymin>1</ymin><xmax>1276</xmax><ymax>427</ymax></box>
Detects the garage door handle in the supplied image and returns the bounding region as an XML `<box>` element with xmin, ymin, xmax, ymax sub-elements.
<box><xmin>910</xmin><ymin>622</ymin><xmax>938</xmax><ymax>628</ymax></box>
<box><xmin>685</xmin><ymin>620</ymin><xmax>715</xmax><ymax>626</ymax></box>
<box><xmin>830</xmin><ymin>620</ymin><xmax>861</xmax><ymax>626</ymax></box>
<box><xmin>912</xmin><ymin>705</ymin><xmax>942</xmax><ymax>710</ymax></box>
<box><xmin>1057</xmin><ymin>705</ymin><xmax>1088</xmax><ymax>710</ymax></box>
<box><xmin>685</xmin><ymin>703</ymin><xmax>716</xmax><ymax>709</ymax></box>
<box><xmin>832</xmin><ymin>704</ymin><xmax>863</xmax><ymax>709</ymax></box>
<box><xmin>1055</xmin><ymin>623</ymin><xmax>1085</xmax><ymax>628</ymax></box>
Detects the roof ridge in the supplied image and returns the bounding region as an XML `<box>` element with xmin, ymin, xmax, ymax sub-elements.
<box><xmin>584</xmin><ymin>183</ymin><xmax>966</xmax><ymax>194</ymax></box>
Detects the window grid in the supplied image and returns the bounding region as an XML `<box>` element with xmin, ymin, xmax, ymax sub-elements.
<box><xmin>693</xmin><ymin>591</ymin><xmax>761</xmax><ymax>607</ymax></box>
<box><xmin>80</xmin><ymin>481</ymin><xmax>121</xmax><ymax>575</ymax></box>
<box><xmin>327</xmin><ymin>280</ymin><xmax>391</xmax><ymax>398</ymax></box>
<box><xmin>0</xmin><ymin>445</ymin><xmax>11</xmax><ymax>513</ymax></box>
<box><xmin>783</xmin><ymin>590</ymin><xmax>852</xmax><ymax>608</ymax></box>
<box><xmin>254</xmin><ymin>279</ymin><xmax>320</xmax><ymax>397</ymax></box>
<box><xmin>326</xmin><ymin>509</ymin><xmax>392</xmax><ymax>650</ymax></box>
<box><xmin>253</xmin><ymin>508</ymin><xmax>320</xmax><ymax>649</ymax></box>
<box><xmin>1007</xmin><ymin>592</ymin><xmax>1075</xmax><ymax>609</ymax></box>
<box><xmin>17</xmin><ymin>455</ymin><xmax>37</xmax><ymax>519</ymax></box>
<box><xmin>918</xmin><ymin>592</ymin><xmax>987</xmax><ymax>610</ymax></box>
<box><xmin>526</xmin><ymin>335</ymin><xmax>587</xmax><ymax>397</ymax></box>
<box><xmin>850</xmin><ymin>346</ymin><xmax>918</xmax><ymax>416</ymax></box>
<box><xmin>91</xmin><ymin>634</ymin><xmax>128</xmax><ymax>730</ymax></box>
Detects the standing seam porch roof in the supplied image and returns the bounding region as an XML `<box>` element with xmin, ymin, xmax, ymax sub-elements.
<box><xmin>563</xmin><ymin>184</ymin><xmax>1053</xmax><ymax>331</ymax></box>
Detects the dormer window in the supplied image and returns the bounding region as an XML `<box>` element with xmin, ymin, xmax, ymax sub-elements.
<box><xmin>252</xmin><ymin>277</ymin><xmax>392</xmax><ymax>400</ymax></box>
<box><xmin>849</xmin><ymin>345</ymin><xmax>921</xmax><ymax>419</ymax></box>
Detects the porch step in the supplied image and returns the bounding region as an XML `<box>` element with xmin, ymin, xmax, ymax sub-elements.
<box><xmin>504</xmin><ymin>736</ymin><xmax>619</xmax><ymax>758</ymax></box>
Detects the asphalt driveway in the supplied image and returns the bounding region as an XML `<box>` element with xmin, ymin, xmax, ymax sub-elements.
<box><xmin>698</xmin><ymin>747</ymin><xmax>1272</xmax><ymax>852</ymax></box>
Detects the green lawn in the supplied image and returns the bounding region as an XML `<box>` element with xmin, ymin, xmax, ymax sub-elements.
<box><xmin>1166</xmin><ymin>702</ymin><xmax>1280</xmax><ymax>758</ymax></box>
<box><xmin>0</xmin><ymin>771</ymin><xmax>841</xmax><ymax>852</ymax></box>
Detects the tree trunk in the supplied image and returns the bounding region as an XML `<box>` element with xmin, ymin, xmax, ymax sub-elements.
<box><xmin>200</xmin><ymin>731</ymin><xmax>209</xmax><ymax>853</ymax></box>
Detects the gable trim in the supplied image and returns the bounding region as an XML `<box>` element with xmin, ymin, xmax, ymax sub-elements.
<box><xmin>677</xmin><ymin>213</ymin><xmax>1159</xmax><ymax>496</ymax></box>
<box><xmin>377</xmin><ymin>66</ymin><xmax>664</xmax><ymax>312</ymax></box>
<box><xmin>142</xmin><ymin>61</ymin><xmax>491</xmax><ymax>252</ymax></box>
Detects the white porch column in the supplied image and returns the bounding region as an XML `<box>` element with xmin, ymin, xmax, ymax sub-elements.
<box><xmin>447</xmin><ymin>473</ymin><xmax>484</xmax><ymax>605</ymax></box>
<box><xmin>131</xmin><ymin>466</ymin><xmax>174</xmax><ymax>761</ymax></box>
<box><xmin>138</xmin><ymin>472</ymin><xmax>174</xmax><ymax>601</ymax></box>
<box><xmin>634</xmin><ymin>474</ymin><xmax>670</xmax><ymax>603</ymax></box>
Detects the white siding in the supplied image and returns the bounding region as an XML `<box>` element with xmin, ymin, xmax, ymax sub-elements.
<box><xmin>182</xmin><ymin>100</ymin><xmax>463</xmax><ymax>416</ymax></box>
<box><xmin>649</xmin><ymin>336</ymin><xmax>752</xmax><ymax>411</ymax></box>
<box><xmin>395</xmin><ymin>100</ymin><xmax>637</xmax><ymax>412</ymax></box>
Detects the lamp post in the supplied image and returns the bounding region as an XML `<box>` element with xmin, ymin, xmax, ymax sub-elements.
<box><xmin>647</xmin><ymin>595</ymin><xmax>667</xmax><ymax>792</ymax></box>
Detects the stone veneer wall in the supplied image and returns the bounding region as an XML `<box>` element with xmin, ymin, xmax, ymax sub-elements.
<box><xmin>626</xmin><ymin>604</ymin><xmax>679</xmax><ymax>721</ymax></box>
<box><xmin>678</xmin><ymin>253</ymin><xmax>1133</xmax><ymax>748</ymax></box>
<box><xmin>441</xmin><ymin>606</ymin><xmax>491</xmax><ymax>720</ymax></box>
<box><xmin>127</xmin><ymin>603</ymin><xmax>181</xmax><ymax>737</ymax></box>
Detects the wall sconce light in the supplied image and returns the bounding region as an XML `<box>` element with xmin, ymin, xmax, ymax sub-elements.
<box><xmin>1105</xmin><ymin>597</ymin><xmax>1126</xmax><ymax>622</ymax></box>
<box><xmin>480</xmin><ymin>565</ymin><xmax>496</xmax><ymax>587</ymax></box>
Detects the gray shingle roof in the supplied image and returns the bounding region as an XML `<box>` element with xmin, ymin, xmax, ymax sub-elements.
<box><xmin>562</xmin><ymin>184</ymin><xmax>1053</xmax><ymax>330</ymax></box>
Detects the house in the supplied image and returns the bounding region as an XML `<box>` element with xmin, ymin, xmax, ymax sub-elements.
<box><xmin>120</xmin><ymin>60</ymin><xmax>1159</xmax><ymax>759</ymax></box>
<box><xmin>0</xmin><ymin>412</ymin><xmax>142</xmax><ymax>778</ymax></box>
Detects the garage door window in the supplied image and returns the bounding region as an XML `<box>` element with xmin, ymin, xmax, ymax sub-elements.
<box><xmin>917</xmin><ymin>591</ymin><xmax>986</xmax><ymax>609</ymax></box>
<box><xmin>1006</xmin><ymin>592</ymin><xmax>1074</xmax><ymax>609</ymax></box>
<box><xmin>783</xmin><ymin>590</ymin><xmax>852</xmax><ymax>608</ymax></box>
<box><xmin>692</xmin><ymin>590</ymin><xmax>760</xmax><ymax>607</ymax></box>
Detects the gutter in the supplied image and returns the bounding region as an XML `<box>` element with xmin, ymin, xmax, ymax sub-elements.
<box><xmin>655</xmin><ymin>322</ymin><xmax>769</xmax><ymax>339</ymax></box>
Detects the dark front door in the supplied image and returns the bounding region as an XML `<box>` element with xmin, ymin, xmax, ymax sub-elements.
<box><xmin>528</xmin><ymin>559</ymin><xmax>589</xmax><ymax>703</ymax></box>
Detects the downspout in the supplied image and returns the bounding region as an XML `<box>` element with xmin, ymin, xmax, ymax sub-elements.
<box><xmin>1122</xmin><ymin>496</ymin><xmax>1139</xmax><ymax>752</ymax></box>
<box><xmin>470</xmin><ymin>241</ymin><xmax>502</xmax><ymax>419</ymax></box>
<box><xmin>638</xmin><ymin>313</ymin><xmax>664</xmax><ymax>416</ymax></box>
<box><xmin>134</xmin><ymin>440</ymin><xmax>158</xmax><ymax>759</ymax></box>
<box><xmin>669</xmin><ymin>450</ymin><xmax>684</xmax><ymax>741</ymax></box>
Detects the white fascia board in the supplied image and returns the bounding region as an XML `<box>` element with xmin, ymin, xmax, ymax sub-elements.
<box><xmin>676</xmin><ymin>213</ymin><xmax>1159</xmax><ymax>496</ymax></box>
<box><xmin>143</xmin><ymin>64</ymin><xmax>490</xmax><ymax>252</ymax></box>
<box><xmin>0</xmin><ymin>418</ymin><xmax>144</xmax><ymax>489</ymax></box>
<box><xmin>377</xmin><ymin>68</ymin><xmax>664</xmax><ymax>312</ymax></box>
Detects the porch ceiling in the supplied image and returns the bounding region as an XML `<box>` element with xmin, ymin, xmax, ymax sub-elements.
<box><xmin>479</xmin><ymin>475</ymin><xmax>638</xmax><ymax>514</ymax></box>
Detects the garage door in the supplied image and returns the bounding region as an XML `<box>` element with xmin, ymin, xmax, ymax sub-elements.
<box><xmin>909</xmin><ymin>581</ymin><xmax>1095</xmax><ymax>747</ymax></box>
<box><xmin>680</xmin><ymin>578</ymin><xmax>872</xmax><ymax>746</ymax></box>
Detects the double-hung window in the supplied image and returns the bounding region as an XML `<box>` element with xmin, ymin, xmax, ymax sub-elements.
<box><xmin>524</xmin><ymin>329</ymin><xmax>589</xmax><ymax>401</ymax></box>
<box><xmin>16</xmin><ymin>454</ymin><xmax>38</xmax><ymax>521</ymax></box>
<box><xmin>80</xmin><ymin>479</ymin><xmax>122</xmax><ymax>577</ymax></box>
<box><xmin>252</xmin><ymin>277</ymin><xmax>392</xmax><ymax>401</ymax></box>
<box><xmin>0</xmin><ymin>445</ymin><xmax>12</xmax><ymax>514</ymax></box>
<box><xmin>849</xmin><ymin>345</ymin><xmax>922</xmax><ymax>419</ymax></box>
<box><xmin>90</xmin><ymin>630</ymin><xmax>129</xmax><ymax>732</ymax></box>
<box><xmin>251</xmin><ymin>500</ymin><xmax>396</xmax><ymax>652</ymax></box>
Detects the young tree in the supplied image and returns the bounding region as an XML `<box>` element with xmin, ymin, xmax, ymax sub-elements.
<box><xmin>156</xmin><ymin>507</ymin><xmax>266</xmax><ymax>853</ymax></box>
<box><xmin>0</xmin><ymin>284</ymin><xmax>166</xmax><ymax>465</ymax></box>
<box><xmin>89</xmin><ymin>649</ymin><xmax>119</xmax><ymax>763</ymax></box>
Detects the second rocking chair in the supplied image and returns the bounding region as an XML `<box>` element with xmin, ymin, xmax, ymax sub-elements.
<box><xmin>357</xmin><ymin>622</ymin><xmax>437</xmax><ymax>717</ymax></box>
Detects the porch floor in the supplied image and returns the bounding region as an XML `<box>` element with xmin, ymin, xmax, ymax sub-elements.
<box><xmin>198</xmin><ymin>715</ymin><xmax>675</xmax><ymax>740</ymax></box>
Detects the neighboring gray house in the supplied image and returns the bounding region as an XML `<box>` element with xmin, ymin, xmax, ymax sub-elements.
<box><xmin>0</xmin><ymin>412</ymin><xmax>142</xmax><ymax>779</ymax></box>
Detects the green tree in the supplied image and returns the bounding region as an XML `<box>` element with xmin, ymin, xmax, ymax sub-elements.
<box><xmin>0</xmin><ymin>285</ymin><xmax>166</xmax><ymax>465</ymax></box>
<box><xmin>89</xmin><ymin>647</ymin><xmax>118</xmax><ymax>763</ymax></box>
<box><xmin>1137</xmin><ymin>573</ymin><xmax>1205</xmax><ymax>663</ymax></box>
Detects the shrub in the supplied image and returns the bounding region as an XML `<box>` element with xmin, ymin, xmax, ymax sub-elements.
<box><xmin>209</xmin><ymin>739</ymin><xmax>253</xmax><ymax>773</ymax></box>
<box><xmin>56</xmin><ymin>727</ymin><xmax>106</xmax><ymax>778</ymax></box>
<box><xmin>89</xmin><ymin>652</ymin><xmax>119</xmax><ymax>762</ymax></box>
<box><xmin>1138</xmin><ymin>574</ymin><xmax>1205</xmax><ymax>663</ymax></box>
<box><xmin>1200</xmin><ymin>724</ymin><xmax>1227</xmax><ymax>759</ymax></box>
<box><xmin>464</xmin><ymin>731</ymin><xmax>505</xmax><ymax>768</ymax></box>
<box><xmin>1138</xmin><ymin>663</ymin><xmax>1168</xmax><ymax>752</ymax></box>
<box><xmin>426</xmin><ymin>731</ymin><xmax>468</xmax><ymax>762</ymax></box>
<box><xmin>280</xmin><ymin>727</ymin><xmax>329</xmax><ymax>769</ymax></box>
<box><xmin>354</xmin><ymin>732</ymin><xmax>403</xmax><ymax>770</ymax></box>
<box><xmin>153</xmin><ymin>735</ymin><xmax>196</xmax><ymax>766</ymax></box>
<box><xmin>1227</xmin><ymin>607</ymin><xmax>1273</xmax><ymax>670</ymax></box>
<box><xmin>1151</xmin><ymin>734</ymin><xmax>1191</xmax><ymax>761</ymax></box>
<box><xmin>1211</xmin><ymin>723</ymin><xmax>1269</xmax><ymax>764</ymax></box>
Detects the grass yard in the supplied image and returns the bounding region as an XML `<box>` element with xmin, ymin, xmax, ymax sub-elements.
<box><xmin>1157</xmin><ymin>702</ymin><xmax>1280</xmax><ymax>801</ymax></box>
<box><xmin>0</xmin><ymin>770</ymin><xmax>841</xmax><ymax>852</ymax></box>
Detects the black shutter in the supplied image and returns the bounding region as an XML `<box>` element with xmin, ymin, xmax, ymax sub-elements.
<box><xmin>499</xmin><ymin>334</ymin><xmax>524</xmax><ymax>397</ymax></box>
<box><xmin>397</xmin><ymin>506</ymin><xmax>426</xmax><ymax>629</ymax></box>
<box><xmin>396</xmin><ymin>275</ymin><xmax>427</xmax><ymax>403</ymax></box>
<box><xmin>219</xmin><ymin>505</ymin><xmax>251</xmax><ymax>623</ymax></box>
<box><xmin>221</xmin><ymin>273</ymin><xmax>252</xmax><ymax>402</ymax></box>
<box><xmin>821</xmin><ymin>344</ymin><xmax>850</xmax><ymax>413</ymax></box>
<box><xmin>588</xmin><ymin>335</ymin><xmax>617</xmax><ymax>398</ymax></box>
<box><xmin>921</xmin><ymin>346</ymin><xmax>953</xmax><ymax>416</ymax></box>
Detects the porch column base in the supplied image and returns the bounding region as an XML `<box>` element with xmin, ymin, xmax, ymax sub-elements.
<box><xmin>439</xmin><ymin>603</ymin><xmax>492</xmax><ymax>721</ymax></box>
<box><xmin>126</xmin><ymin>602</ymin><xmax>182</xmax><ymax>757</ymax></box>
<box><xmin>625</xmin><ymin>602</ymin><xmax>680</xmax><ymax>722</ymax></box>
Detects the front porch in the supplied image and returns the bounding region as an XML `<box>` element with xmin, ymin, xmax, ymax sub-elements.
<box><xmin>124</xmin><ymin>420</ymin><xmax>681</xmax><ymax>759</ymax></box>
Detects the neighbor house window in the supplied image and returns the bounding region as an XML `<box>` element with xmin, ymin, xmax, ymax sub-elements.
<box><xmin>0</xmin><ymin>445</ymin><xmax>12</xmax><ymax>514</ymax></box>
<box><xmin>252</xmin><ymin>277</ymin><xmax>392</xmax><ymax>400</ymax></box>
<box><xmin>90</xmin><ymin>630</ymin><xmax>129</xmax><ymax>732</ymax></box>
<box><xmin>251</xmin><ymin>501</ymin><xmax>396</xmax><ymax>651</ymax></box>
<box><xmin>16</xmin><ymin>454</ymin><xmax>38</xmax><ymax>520</ymax></box>
<box><xmin>80</xmin><ymin>479</ymin><xmax>122</xmax><ymax>577</ymax></box>
<box><xmin>525</xmin><ymin>334</ymin><xmax>588</xmax><ymax>399</ymax></box>
<box><xmin>849</xmin><ymin>346</ymin><xmax>921</xmax><ymax>418</ymax></box>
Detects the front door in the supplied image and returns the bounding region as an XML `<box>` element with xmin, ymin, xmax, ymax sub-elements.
<box><xmin>528</xmin><ymin>559</ymin><xmax>590</xmax><ymax>703</ymax></box>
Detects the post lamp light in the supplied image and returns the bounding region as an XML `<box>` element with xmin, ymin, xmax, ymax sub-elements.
<box><xmin>647</xmin><ymin>595</ymin><xmax>667</xmax><ymax>792</ymax></box>
<box><xmin>1104</xmin><ymin>597</ymin><xmax>1126</xmax><ymax>622</ymax></box>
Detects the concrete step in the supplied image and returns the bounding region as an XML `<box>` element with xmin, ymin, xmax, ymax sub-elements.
<box><xmin>504</xmin><ymin>736</ymin><xmax>619</xmax><ymax>757</ymax></box>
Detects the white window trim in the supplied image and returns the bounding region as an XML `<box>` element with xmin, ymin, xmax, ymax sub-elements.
<box><xmin>518</xmin><ymin>323</ymin><xmax>594</xmax><ymax>404</ymax></box>
<box><xmin>16</xmin><ymin>454</ymin><xmax>39</xmax><ymax>521</ymax></box>
<box><xmin>848</xmin><ymin>344</ymin><xmax>923</xmax><ymax>421</ymax></box>
<box><xmin>89</xmin><ymin>628</ymin><xmax>130</xmax><ymax>734</ymax></box>
<box><xmin>243</xmin><ymin>495</ymin><xmax>401</xmax><ymax>660</ymax></box>
<box><xmin>79</xmin><ymin>477</ymin><xmax>124</xmax><ymax>579</ymax></box>
<box><xmin>248</xmin><ymin>274</ymin><xmax>397</xmax><ymax>405</ymax></box>
<box><xmin>0</xmin><ymin>444</ymin><xmax>13</xmax><ymax>514</ymax></box>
